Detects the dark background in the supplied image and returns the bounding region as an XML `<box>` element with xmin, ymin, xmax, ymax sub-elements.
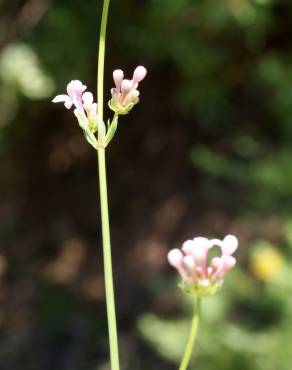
<box><xmin>1</xmin><ymin>1</ymin><xmax>292</xmax><ymax>369</ymax></box>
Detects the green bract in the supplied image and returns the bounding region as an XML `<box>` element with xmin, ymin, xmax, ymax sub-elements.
<box><xmin>108</xmin><ymin>96</ymin><xmax>134</xmax><ymax>115</ymax></box>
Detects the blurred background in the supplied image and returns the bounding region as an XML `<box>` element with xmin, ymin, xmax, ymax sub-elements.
<box><xmin>1</xmin><ymin>0</ymin><xmax>292</xmax><ymax>369</ymax></box>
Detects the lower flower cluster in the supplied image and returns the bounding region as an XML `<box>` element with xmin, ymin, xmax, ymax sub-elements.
<box><xmin>168</xmin><ymin>235</ymin><xmax>238</xmax><ymax>297</ymax></box>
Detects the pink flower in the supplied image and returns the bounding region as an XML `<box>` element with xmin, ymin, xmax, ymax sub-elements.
<box><xmin>52</xmin><ymin>80</ymin><xmax>87</xmax><ymax>110</ymax></box>
<box><xmin>168</xmin><ymin>235</ymin><xmax>238</xmax><ymax>297</ymax></box>
<box><xmin>52</xmin><ymin>80</ymin><xmax>111</xmax><ymax>149</ymax></box>
<box><xmin>109</xmin><ymin>66</ymin><xmax>147</xmax><ymax>115</ymax></box>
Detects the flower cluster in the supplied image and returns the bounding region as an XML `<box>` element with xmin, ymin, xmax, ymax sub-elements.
<box><xmin>167</xmin><ymin>235</ymin><xmax>238</xmax><ymax>297</ymax></box>
<box><xmin>52</xmin><ymin>80</ymin><xmax>104</xmax><ymax>149</ymax></box>
<box><xmin>109</xmin><ymin>66</ymin><xmax>147</xmax><ymax>115</ymax></box>
<box><xmin>52</xmin><ymin>66</ymin><xmax>147</xmax><ymax>149</ymax></box>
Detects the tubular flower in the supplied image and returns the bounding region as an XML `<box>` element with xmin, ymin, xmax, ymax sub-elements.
<box><xmin>52</xmin><ymin>80</ymin><xmax>105</xmax><ymax>149</ymax></box>
<box><xmin>167</xmin><ymin>235</ymin><xmax>238</xmax><ymax>297</ymax></box>
<box><xmin>109</xmin><ymin>66</ymin><xmax>147</xmax><ymax>115</ymax></box>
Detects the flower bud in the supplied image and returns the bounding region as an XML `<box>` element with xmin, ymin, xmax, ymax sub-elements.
<box><xmin>133</xmin><ymin>66</ymin><xmax>147</xmax><ymax>83</ymax></box>
<box><xmin>113</xmin><ymin>69</ymin><xmax>124</xmax><ymax>91</ymax></box>
<box><xmin>224</xmin><ymin>256</ymin><xmax>236</xmax><ymax>270</ymax></box>
<box><xmin>124</xmin><ymin>89</ymin><xmax>139</xmax><ymax>105</ymax></box>
<box><xmin>211</xmin><ymin>256</ymin><xmax>222</xmax><ymax>269</ymax></box>
<box><xmin>82</xmin><ymin>92</ymin><xmax>94</xmax><ymax>111</ymax></box>
<box><xmin>168</xmin><ymin>249</ymin><xmax>188</xmax><ymax>281</ymax></box>
<box><xmin>183</xmin><ymin>255</ymin><xmax>196</xmax><ymax>274</ymax></box>
<box><xmin>222</xmin><ymin>235</ymin><xmax>238</xmax><ymax>255</ymax></box>
<box><xmin>168</xmin><ymin>249</ymin><xmax>183</xmax><ymax>269</ymax></box>
<box><xmin>121</xmin><ymin>79</ymin><xmax>134</xmax><ymax>94</ymax></box>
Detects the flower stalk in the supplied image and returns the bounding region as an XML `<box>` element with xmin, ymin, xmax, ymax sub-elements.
<box><xmin>97</xmin><ymin>146</ymin><xmax>120</xmax><ymax>370</ymax></box>
<box><xmin>168</xmin><ymin>235</ymin><xmax>238</xmax><ymax>370</ymax></box>
<box><xmin>97</xmin><ymin>0</ymin><xmax>110</xmax><ymax>122</ymax></box>
<box><xmin>96</xmin><ymin>1</ymin><xmax>120</xmax><ymax>370</ymax></box>
<box><xmin>179</xmin><ymin>298</ymin><xmax>201</xmax><ymax>370</ymax></box>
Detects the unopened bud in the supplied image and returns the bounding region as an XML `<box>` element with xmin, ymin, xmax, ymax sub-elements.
<box><xmin>168</xmin><ymin>249</ymin><xmax>183</xmax><ymax>269</ymax></box>
<box><xmin>121</xmin><ymin>79</ymin><xmax>134</xmax><ymax>94</ymax></box>
<box><xmin>133</xmin><ymin>66</ymin><xmax>147</xmax><ymax>83</ymax></box>
<box><xmin>183</xmin><ymin>255</ymin><xmax>195</xmax><ymax>274</ymax></box>
<box><xmin>124</xmin><ymin>89</ymin><xmax>139</xmax><ymax>105</ymax></box>
<box><xmin>113</xmin><ymin>69</ymin><xmax>124</xmax><ymax>90</ymax></box>
<box><xmin>82</xmin><ymin>92</ymin><xmax>94</xmax><ymax>111</ymax></box>
<box><xmin>222</xmin><ymin>235</ymin><xmax>238</xmax><ymax>255</ymax></box>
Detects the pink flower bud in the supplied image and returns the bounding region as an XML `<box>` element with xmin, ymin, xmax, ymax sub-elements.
<box><xmin>82</xmin><ymin>92</ymin><xmax>94</xmax><ymax>111</ymax></box>
<box><xmin>113</xmin><ymin>69</ymin><xmax>124</xmax><ymax>91</ymax></box>
<box><xmin>167</xmin><ymin>249</ymin><xmax>183</xmax><ymax>268</ymax></box>
<box><xmin>124</xmin><ymin>89</ymin><xmax>140</xmax><ymax>105</ymax></box>
<box><xmin>133</xmin><ymin>66</ymin><xmax>147</xmax><ymax>83</ymax></box>
<box><xmin>211</xmin><ymin>256</ymin><xmax>222</xmax><ymax>269</ymax></box>
<box><xmin>183</xmin><ymin>255</ymin><xmax>195</xmax><ymax>274</ymax></box>
<box><xmin>182</xmin><ymin>240</ymin><xmax>195</xmax><ymax>254</ymax></box>
<box><xmin>168</xmin><ymin>249</ymin><xmax>188</xmax><ymax>280</ymax></box>
<box><xmin>121</xmin><ymin>79</ymin><xmax>134</xmax><ymax>94</ymax></box>
<box><xmin>224</xmin><ymin>256</ymin><xmax>236</xmax><ymax>270</ymax></box>
<box><xmin>192</xmin><ymin>237</ymin><xmax>210</xmax><ymax>249</ymax></box>
<box><xmin>192</xmin><ymin>247</ymin><xmax>208</xmax><ymax>267</ymax></box>
<box><xmin>221</xmin><ymin>235</ymin><xmax>238</xmax><ymax>255</ymax></box>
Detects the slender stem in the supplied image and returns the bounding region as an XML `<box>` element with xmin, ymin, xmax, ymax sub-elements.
<box><xmin>97</xmin><ymin>148</ymin><xmax>120</xmax><ymax>370</ymax></box>
<box><xmin>97</xmin><ymin>0</ymin><xmax>110</xmax><ymax>121</ymax></box>
<box><xmin>179</xmin><ymin>298</ymin><xmax>201</xmax><ymax>370</ymax></box>
<box><xmin>97</xmin><ymin>1</ymin><xmax>120</xmax><ymax>370</ymax></box>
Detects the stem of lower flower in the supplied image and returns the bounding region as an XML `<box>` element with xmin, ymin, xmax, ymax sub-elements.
<box><xmin>97</xmin><ymin>1</ymin><xmax>120</xmax><ymax>370</ymax></box>
<box><xmin>178</xmin><ymin>297</ymin><xmax>201</xmax><ymax>370</ymax></box>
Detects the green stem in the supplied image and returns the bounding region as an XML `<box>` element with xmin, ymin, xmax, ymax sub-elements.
<box><xmin>97</xmin><ymin>147</ymin><xmax>120</xmax><ymax>370</ymax></box>
<box><xmin>179</xmin><ymin>298</ymin><xmax>201</xmax><ymax>370</ymax></box>
<box><xmin>97</xmin><ymin>1</ymin><xmax>120</xmax><ymax>370</ymax></box>
<box><xmin>97</xmin><ymin>0</ymin><xmax>110</xmax><ymax>121</ymax></box>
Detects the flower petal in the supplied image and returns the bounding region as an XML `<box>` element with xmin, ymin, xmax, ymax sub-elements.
<box><xmin>52</xmin><ymin>94</ymin><xmax>69</xmax><ymax>103</ymax></box>
<box><xmin>67</xmin><ymin>80</ymin><xmax>87</xmax><ymax>98</ymax></box>
<box><xmin>64</xmin><ymin>99</ymin><xmax>73</xmax><ymax>109</ymax></box>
